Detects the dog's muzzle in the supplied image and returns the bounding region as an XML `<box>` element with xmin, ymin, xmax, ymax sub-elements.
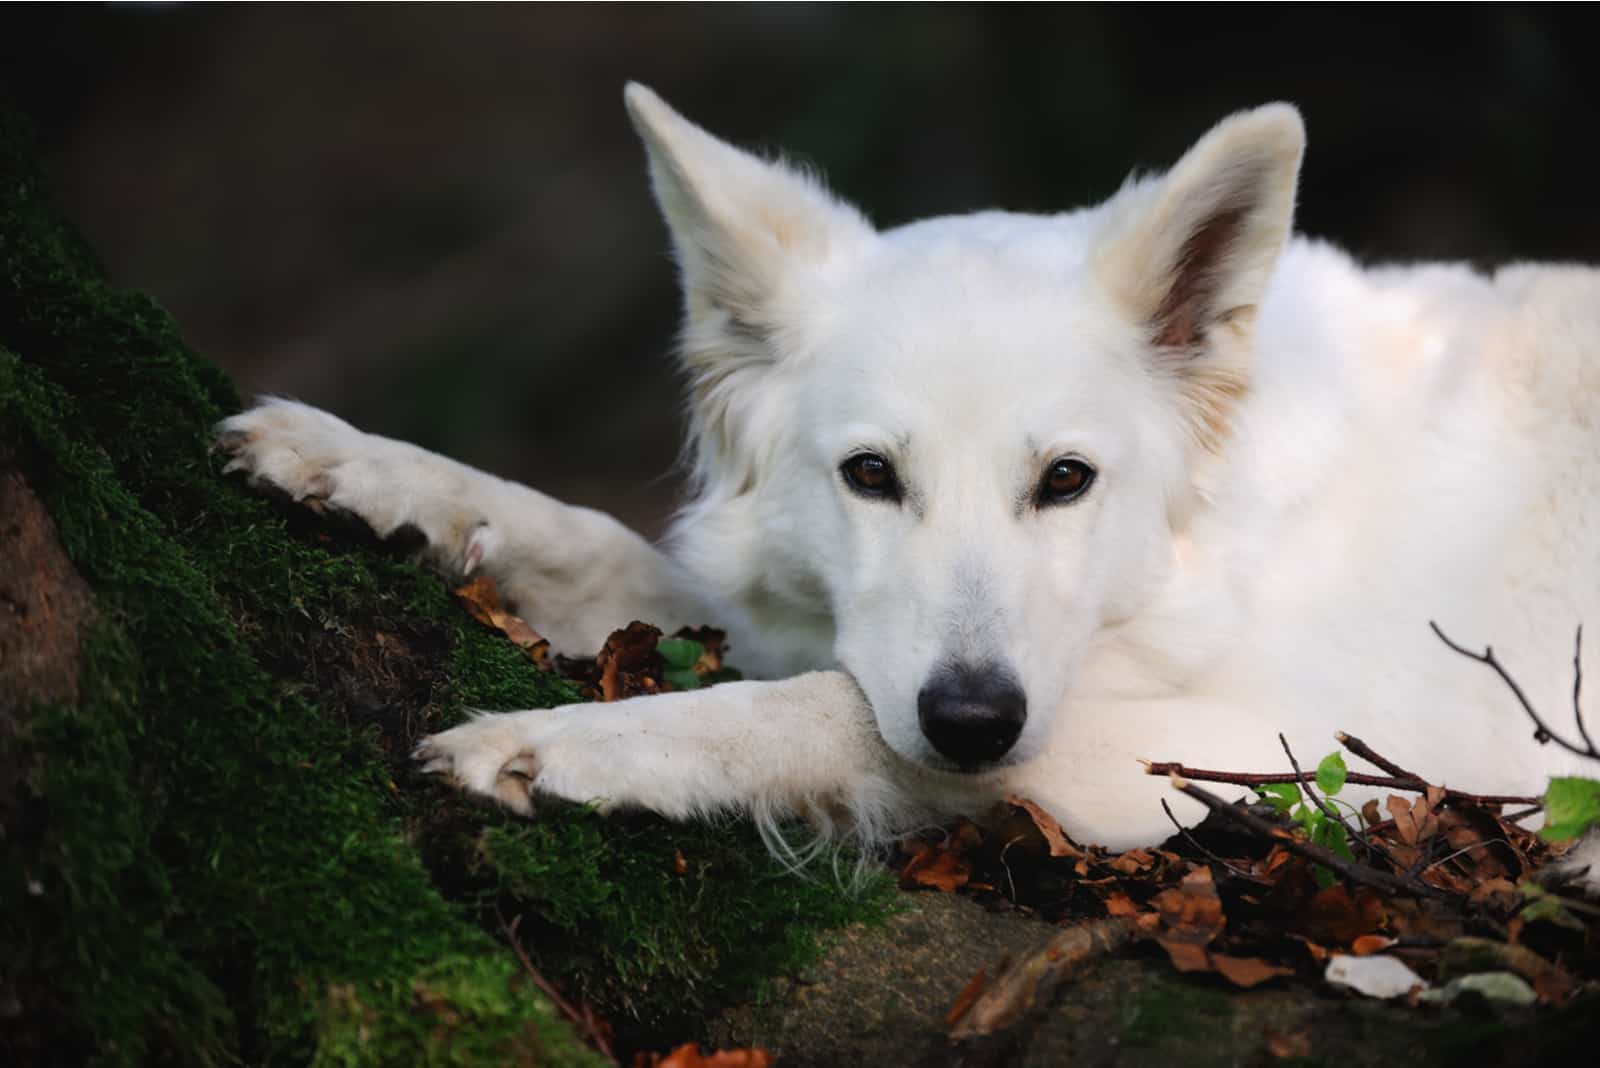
<box><xmin>917</xmin><ymin>661</ymin><xmax>1027</xmax><ymax>769</ymax></box>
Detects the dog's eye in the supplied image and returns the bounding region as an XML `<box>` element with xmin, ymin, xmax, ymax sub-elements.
<box><xmin>1037</xmin><ymin>458</ymin><xmax>1095</xmax><ymax>506</ymax></box>
<box><xmin>841</xmin><ymin>453</ymin><xmax>900</xmax><ymax>500</ymax></box>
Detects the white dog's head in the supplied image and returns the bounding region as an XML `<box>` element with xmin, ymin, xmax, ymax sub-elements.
<box><xmin>626</xmin><ymin>85</ymin><xmax>1303</xmax><ymax>773</ymax></box>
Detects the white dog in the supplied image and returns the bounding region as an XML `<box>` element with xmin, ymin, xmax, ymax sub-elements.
<box><xmin>218</xmin><ymin>85</ymin><xmax>1600</xmax><ymax>883</ymax></box>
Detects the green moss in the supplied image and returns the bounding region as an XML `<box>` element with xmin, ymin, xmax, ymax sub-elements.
<box><xmin>313</xmin><ymin>955</ymin><xmax>593</xmax><ymax>1068</ymax></box>
<box><xmin>0</xmin><ymin>104</ymin><xmax>884</xmax><ymax>1065</ymax></box>
<box><xmin>1119</xmin><ymin>974</ymin><xmax>1234</xmax><ymax>1055</ymax></box>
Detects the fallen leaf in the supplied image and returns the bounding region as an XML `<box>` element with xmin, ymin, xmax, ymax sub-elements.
<box><xmin>1305</xmin><ymin>885</ymin><xmax>1381</xmax><ymax>945</ymax></box>
<box><xmin>1158</xmin><ymin>939</ymin><xmax>1212</xmax><ymax>972</ymax></box>
<box><xmin>672</xmin><ymin>849</ymin><xmax>688</xmax><ymax>875</ymax></box>
<box><xmin>452</xmin><ymin>576</ymin><xmax>550</xmax><ymax>665</ymax></box>
<box><xmin>1325</xmin><ymin>953</ymin><xmax>1428</xmax><ymax>999</ymax></box>
<box><xmin>595</xmin><ymin>621</ymin><xmax>664</xmax><ymax>701</ymax></box>
<box><xmin>1417</xmin><ymin>972</ymin><xmax>1535</xmax><ymax>1008</ymax></box>
<box><xmin>1469</xmin><ymin>877</ymin><xmax>1518</xmax><ymax>908</ymax></box>
<box><xmin>900</xmin><ymin>844</ymin><xmax>971</xmax><ymax>892</ymax></box>
<box><xmin>1438</xmin><ymin>936</ymin><xmax>1574</xmax><ymax>1001</ymax></box>
<box><xmin>1005</xmin><ymin>795</ymin><xmax>1084</xmax><ymax>858</ymax></box>
<box><xmin>1103</xmin><ymin>892</ymin><xmax>1140</xmax><ymax>918</ymax></box>
<box><xmin>645</xmin><ymin>1042</ymin><xmax>774</xmax><ymax>1068</ymax></box>
<box><xmin>1351</xmin><ymin>934</ymin><xmax>1395</xmax><ymax>956</ymax></box>
<box><xmin>1108</xmin><ymin>848</ymin><xmax>1156</xmax><ymax>875</ymax></box>
<box><xmin>1212</xmin><ymin>953</ymin><xmax>1294</xmax><ymax>988</ymax></box>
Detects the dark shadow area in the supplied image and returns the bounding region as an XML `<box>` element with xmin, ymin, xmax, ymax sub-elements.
<box><xmin>3</xmin><ymin>5</ymin><xmax>1597</xmax><ymax>535</ymax></box>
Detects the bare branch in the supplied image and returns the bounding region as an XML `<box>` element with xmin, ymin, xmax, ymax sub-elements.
<box><xmin>1431</xmin><ymin>620</ymin><xmax>1600</xmax><ymax>762</ymax></box>
<box><xmin>1139</xmin><ymin>760</ymin><xmax>1540</xmax><ymax>807</ymax></box>
<box><xmin>1575</xmin><ymin>624</ymin><xmax>1595</xmax><ymax>755</ymax></box>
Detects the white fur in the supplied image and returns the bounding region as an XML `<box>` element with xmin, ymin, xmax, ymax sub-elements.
<box><xmin>218</xmin><ymin>85</ymin><xmax>1600</xmax><ymax>890</ymax></box>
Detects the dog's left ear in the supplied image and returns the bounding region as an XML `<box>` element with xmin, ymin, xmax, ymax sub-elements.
<box><xmin>1097</xmin><ymin>104</ymin><xmax>1304</xmax><ymax>449</ymax></box>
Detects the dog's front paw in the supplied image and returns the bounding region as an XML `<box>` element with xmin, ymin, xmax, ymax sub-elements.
<box><xmin>215</xmin><ymin>398</ymin><xmax>365</xmax><ymax>509</ymax></box>
<box><xmin>413</xmin><ymin>713</ymin><xmax>551</xmax><ymax>816</ymax></box>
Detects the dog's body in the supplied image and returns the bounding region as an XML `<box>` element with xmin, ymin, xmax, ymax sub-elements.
<box><xmin>219</xmin><ymin>86</ymin><xmax>1600</xmax><ymax>879</ymax></box>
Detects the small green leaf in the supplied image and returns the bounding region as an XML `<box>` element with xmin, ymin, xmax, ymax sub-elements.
<box><xmin>1255</xmin><ymin>783</ymin><xmax>1300</xmax><ymax>813</ymax></box>
<box><xmin>1510</xmin><ymin>895</ymin><xmax>1587</xmax><ymax>927</ymax></box>
<box><xmin>1316</xmin><ymin>751</ymin><xmax>1348</xmax><ymax>796</ymax></box>
<box><xmin>1540</xmin><ymin>776</ymin><xmax>1600</xmax><ymax>841</ymax></box>
<box><xmin>1312</xmin><ymin>817</ymin><xmax>1354</xmax><ymax>862</ymax></box>
<box><xmin>656</xmin><ymin>638</ymin><xmax>705</xmax><ymax>671</ymax></box>
<box><xmin>663</xmin><ymin>667</ymin><xmax>703</xmax><ymax>690</ymax></box>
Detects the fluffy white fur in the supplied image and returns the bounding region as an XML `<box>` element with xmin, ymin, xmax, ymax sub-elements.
<box><xmin>218</xmin><ymin>85</ymin><xmax>1600</xmax><ymax>888</ymax></box>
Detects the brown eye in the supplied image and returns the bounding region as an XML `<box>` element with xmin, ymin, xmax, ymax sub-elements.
<box><xmin>1038</xmin><ymin>458</ymin><xmax>1095</xmax><ymax>505</ymax></box>
<box><xmin>841</xmin><ymin>453</ymin><xmax>899</xmax><ymax>500</ymax></box>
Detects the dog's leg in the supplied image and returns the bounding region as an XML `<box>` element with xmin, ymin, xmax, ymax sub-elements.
<box><xmin>413</xmin><ymin>671</ymin><xmax>902</xmax><ymax>837</ymax></box>
<box><xmin>215</xmin><ymin>397</ymin><xmax>711</xmax><ymax>653</ymax></box>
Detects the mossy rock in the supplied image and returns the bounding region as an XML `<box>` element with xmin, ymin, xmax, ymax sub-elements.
<box><xmin>0</xmin><ymin>106</ymin><xmax>889</xmax><ymax>1066</ymax></box>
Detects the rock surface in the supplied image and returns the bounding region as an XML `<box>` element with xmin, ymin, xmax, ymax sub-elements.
<box><xmin>715</xmin><ymin>890</ymin><xmax>1600</xmax><ymax>1067</ymax></box>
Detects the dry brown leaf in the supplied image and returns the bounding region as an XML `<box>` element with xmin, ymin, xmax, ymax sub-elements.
<box><xmin>1108</xmin><ymin>848</ymin><xmax>1156</xmax><ymax>875</ymax></box>
<box><xmin>1469</xmin><ymin>877</ymin><xmax>1518</xmax><ymax>908</ymax></box>
<box><xmin>595</xmin><ymin>621</ymin><xmax>664</xmax><ymax>701</ymax></box>
<box><xmin>1289</xmin><ymin>934</ymin><xmax>1329</xmax><ymax>962</ymax></box>
<box><xmin>900</xmin><ymin>845</ymin><xmax>971</xmax><ymax>892</ymax></box>
<box><xmin>1387</xmin><ymin>792</ymin><xmax>1439</xmax><ymax>846</ymax></box>
<box><xmin>1211</xmin><ymin>953</ymin><xmax>1294</xmax><ymax>988</ymax></box>
<box><xmin>1152</xmin><ymin>867</ymin><xmax>1225</xmax><ymax>947</ymax></box>
<box><xmin>645</xmin><ymin>1043</ymin><xmax>773</xmax><ymax>1068</ymax></box>
<box><xmin>1005</xmin><ymin>795</ymin><xmax>1084</xmax><ymax>858</ymax></box>
<box><xmin>452</xmin><ymin>575</ymin><xmax>550</xmax><ymax>665</ymax></box>
<box><xmin>1305</xmin><ymin>885</ymin><xmax>1382</xmax><ymax>946</ymax></box>
<box><xmin>1103</xmin><ymin>892</ymin><xmax>1140</xmax><ymax>918</ymax></box>
<box><xmin>1361</xmin><ymin>797</ymin><xmax>1383</xmax><ymax>828</ymax></box>
<box><xmin>1387</xmin><ymin>794</ymin><xmax>1420</xmax><ymax>845</ymax></box>
<box><xmin>1351</xmin><ymin>934</ymin><xmax>1396</xmax><ymax>956</ymax></box>
<box><xmin>1158</xmin><ymin>939</ymin><xmax>1212</xmax><ymax>972</ymax></box>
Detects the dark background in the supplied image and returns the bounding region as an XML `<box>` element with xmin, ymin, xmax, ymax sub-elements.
<box><xmin>4</xmin><ymin>5</ymin><xmax>1597</xmax><ymax>535</ymax></box>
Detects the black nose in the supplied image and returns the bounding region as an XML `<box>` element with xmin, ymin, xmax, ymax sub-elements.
<box><xmin>917</xmin><ymin>662</ymin><xmax>1027</xmax><ymax>767</ymax></box>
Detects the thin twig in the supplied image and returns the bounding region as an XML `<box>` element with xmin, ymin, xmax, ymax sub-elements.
<box><xmin>500</xmin><ymin>909</ymin><xmax>618</xmax><ymax>1065</ymax></box>
<box><xmin>1160</xmin><ymin>798</ymin><xmax>1252</xmax><ymax>878</ymax></box>
<box><xmin>1574</xmin><ymin>625</ymin><xmax>1595</xmax><ymax>755</ymax></box>
<box><xmin>1335</xmin><ymin>731</ymin><xmax>1419</xmax><ymax>780</ymax></box>
<box><xmin>1501</xmin><ymin>805</ymin><xmax>1545</xmax><ymax>823</ymax></box>
<box><xmin>1431</xmin><ymin>620</ymin><xmax>1600</xmax><ymax>761</ymax></box>
<box><xmin>1139</xmin><ymin>761</ymin><xmax>1540</xmax><ymax>807</ymax></box>
<box><xmin>1168</xmin><ymin>774</ymin><xmax>1462</xmax><ymax>904</ymax></box>
<box><xmin>1421</xmin><ymin>838</ymin><xmax>1512</xmax><ymax>876</ymax></box>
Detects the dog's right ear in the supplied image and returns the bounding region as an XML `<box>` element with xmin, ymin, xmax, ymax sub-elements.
<box><xmin>624</xmin><ymin>83</ymin><xmax>874</xmax><ymax>348</ymax></box>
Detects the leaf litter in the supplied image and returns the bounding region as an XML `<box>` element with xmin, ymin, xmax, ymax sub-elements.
<box><xmin>451</xmin><ymin>575</ymin><xmax>742</xmax><ymax>701</ymax></box>
<box><xmin>446</xmin><ymin>583</ymin><xmax>1599</xmax><ymax>1046</ymax></box>
<box><xmin>898</xmin><ymin>742</ymin><xmax>1600</xmax><ymax>1039</ymax></box>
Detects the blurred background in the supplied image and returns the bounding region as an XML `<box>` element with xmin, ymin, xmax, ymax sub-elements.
<box><xmin>3</xmin><ymin>5</ymin><xmax>1598</xmax><ymax>536</ymax></box>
